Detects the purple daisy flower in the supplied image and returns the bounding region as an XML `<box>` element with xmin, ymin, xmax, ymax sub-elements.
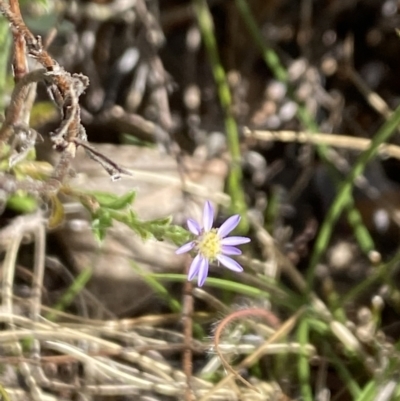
<box><xmin>176</xmin><ymin>201</ymin><xmax>250</xmax><ymax>287</ymax></box>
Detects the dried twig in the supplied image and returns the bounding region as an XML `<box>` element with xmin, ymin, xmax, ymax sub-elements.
<box><xmin>9</xmin><ymin>0</ymin><xmax>27</xmax><ymax>82</ymax></box>
<box><xmin>1</xmin><ymin>213</ymin><xmax>46</xmax><ymax>401</ymax></box>
<box><xmin>244</xmin><ymin>128</ymin><xmax>400</xmax><ymax>160</ymax></box>
<box><xmin>182</xmin><ymin>257</ymin><xmax>194</xmax><ymax>401</ymax></box>
<box><xmin>0</xmin><ymin>0</ymin><xmax>128</xmax><ymax>187</ymax></box>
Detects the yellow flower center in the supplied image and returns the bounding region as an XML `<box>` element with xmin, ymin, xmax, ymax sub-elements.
<box><xmin>196</xmin><ymin>229</ymin><xmax>221</xmax><ymax>260</ymax></box>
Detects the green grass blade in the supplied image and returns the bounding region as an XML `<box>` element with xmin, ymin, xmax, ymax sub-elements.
<box><xmin>326</xmin><ymin>345</ymin><xmax>361</xmax><ymax>398</ymax></box>
<box><xmin>132</xmin><ymin>264</ymin><xmax>182</xmax><ymax>314</ymax></box>
<box><xmin>234</xmin><ymin>0</ymin><xmax>288</xmax><ymax>83</ymax></box>
<box><xmin>146</xmin><ymin>273</ymin><xmax>271</xmax><ymax>298</ymax></box>
<box><xmin>193</xmin><ymin>0</ymin><xmax>248</xmax><ymax>229</ymax></box>
<box><xmin>46</xmin><ymin>267</ymin><xmax>92</xmax><ymax>321</ymax></box>
<box><xmin>346</xmin><ymin>201</ymin><xmax>375</xmax><ymax>255</ymax></box>
<box><xmin>354</xmin><ymin>381</ymin><xmax>377</xmax><ymax>401</ymax></box>
<box><xmin>297</xmin><ymin>319</ymin><xmax>313</xmax><ymax>401</ymax></box>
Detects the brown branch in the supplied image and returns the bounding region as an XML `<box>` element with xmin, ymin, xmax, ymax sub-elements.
<box><xmin>10</xmin><ymin>26</ymin><xmax>26</xmax><ymax>79</ymax></box>
<box><xmin>182</xmin><ymin>257</ymin><xmax>194</xmax><ymax>401</ymax></box>
<box><xmin>0</xmin><ymin>1</ymin><xmax>37</xmax><ymax>47</ymax></box>
<box><xmin>0</xmin><ymin>0</ymin><xmax>86</xmax><ymax>143</ymax></box>
<box><xmin>9</xmin><ymin>0</ymin><xmax>27</xmax><ymax>82</ymax></box>
<box><xmin>73</xmin><ymin>137</ymin><xmax>131</xmax><ymax>180</ymax></box>
<box><xmin>0</xmin><ymin>69</ymin><xmax>45</xmax><ymax>142</ymax></box>
<box><xmin>0</xmin><ymin>0</ymin><xmax>131</xmax><ymax>199</ymax></box>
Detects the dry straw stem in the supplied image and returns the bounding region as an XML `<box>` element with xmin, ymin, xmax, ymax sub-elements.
<box><xmin>0</xmin><ymin>308</ymin><xmax>241</xmax><ymax>399</ymax></box>
<box><xmin>216</xmin><ymin>342</ymin><xmax>315</xmax><ymax>356</ymax></box>
<box><xmin>342</xmin><ymin>35</ymin><xmax>392</xmax><ymax>121</ymax></box>
<box><xmin>1</xmin><ymin>213</ymin><xmax>47</xmax><ymax>401</ymax></box>
<box><xmin>346</xmin><ymin>66</ymin><xmax>392</xmax><ymax>120</ymax></box>
<box><xmin>244</xmin><ymin>128</ymin><xmax>400</xmax><ymax>160</ymax></box>
<box><xmin>0</xmin><ymin>213</ymin><xmax>233</xmax><ymax>400</ymax></box>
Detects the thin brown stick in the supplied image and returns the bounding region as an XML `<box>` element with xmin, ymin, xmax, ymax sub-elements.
<box><xmin>9</xmin><ymin>0</ymin><xmax>27</xmax><ymax>81</ymax></box>
<box><xmin>0</xmin><ymin>0</ymin><xmax>86</xmax><ymax>137</ymax></box>
<box><xmin>182</xmin><ymin>257</ymin><xmax>194</xmax><ymax>401</ymax></box>
<box><xmin>341</xmin><ymin>33</ymin><xmax>392</xmax><ymax>121</ymax></box>
<box><xmin>0</xmin><ymin>0</ymin><xmax>127</xmax><ymax>183</ymax></box>
<box><xmin>0</xmin><ymin>69</ymin><xmax>45</xmax><ymax>142</ymax></box>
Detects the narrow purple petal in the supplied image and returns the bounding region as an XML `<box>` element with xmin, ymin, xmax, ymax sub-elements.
<box><xmin>187</xmin><ymin>219</ymin><xmax>201</xmax><ymax>235</ymax></box>
<box><xmin>188</xmin><ymin>254</ymin><xmax>202</xmax><ymax>281</ymax></box>
<box><xmin>176</xmin><ymin>241</ymin><xmax>195</xmax><ymax>255</ymax></box>
<box><xmin>221</xmin><ymin>245</ymin><xmax>242</xmax><ymax>255</ymax></box>
<box><xmin>197</xmin><ymin>258</ymin><xmax>210</xmax><ymax>287</ymax></box>
<box><xmin>221</xmin><ymin>236</ymin><xmax>251</xmax><ymax>246</ymax></box>
<box><xmin>217</xmin><ymin>254</ymin><xmax>243</xmax><ymax>272</ymax></box>
<box><xmin>203</xmin><ymin>201</ymin><xmax>214</xmax><ymax>232</ymax></box>
<box><xmin>218</xmin><ymin>215</ymin><xmax>241</xmax><ymax>238</ymax></box>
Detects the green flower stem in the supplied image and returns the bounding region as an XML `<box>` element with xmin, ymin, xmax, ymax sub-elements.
<box><xmin>234</xmin><ymin>0</ymin><xmax>288</xmax><ymax>83</ymax></box>
<box><xmin>297</xmin><ymin>319</ymin><xmax>313</xmax><ymax>401</ymax></box>
<box><xmin>193</xmin><ymin>0</ymin><xmax>248</xmax><ymax>230</ymax></box>
<box><xmin>134</xmin><ymin>266</ymin><xmax>205</xmax><ymax>337</ymax></box>
<box><xmin>307</xmin><ymin>105</ymin><xmax>400</xmax><ymax>288</ymax></box>
<box><xmin>345</xmin><ymin>200</ymin><xmax>375</xmax><ymax>255</ymax></box>
<box><xmin>147</xmin><ymin>273</ymin><xmax>270</xmax><ymax>299</ymax></box>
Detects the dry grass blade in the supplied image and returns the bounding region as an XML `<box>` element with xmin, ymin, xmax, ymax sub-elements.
<box><xmin>1</xmin><ymin>213</ymin><xmax>45</xmax><ymax>401</ymax></box>
<box><xmin>244</xmin><ymin>128</ymin><xmax>400</xmax><ymax>160</ymax></box>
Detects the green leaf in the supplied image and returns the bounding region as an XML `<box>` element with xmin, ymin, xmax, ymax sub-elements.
<box><xmin>91</xmin><ymin>190</ymin><xmax>136</xmax><ymax>210</ymax></box>
<box><xmin>133</xmin><ymin>225</ymin><xmax>152</xmax><ymax>241</ymax></box>
<box><xmin>92</xmin><ymin>211</ymin><xmax>113</xmax><ymax>242</ymax></box>
<box><xmin>120</xmin><ymin>133</ymin><xmax>155</xmax><ymax>148</ymax></box>
<box><xmin>150</xmin><ymin>216</ymin><xmax>173</xmax><ymax>226</ymax></box>
<box><xmin>7</xmin><ymin>193</ymin><xmax>37</xmax><ymax>213</ymax></box>
<box><xmin>162</xmin><ymin>224</ymin><xmax>192</xmax><ymax>245</ymax></box>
